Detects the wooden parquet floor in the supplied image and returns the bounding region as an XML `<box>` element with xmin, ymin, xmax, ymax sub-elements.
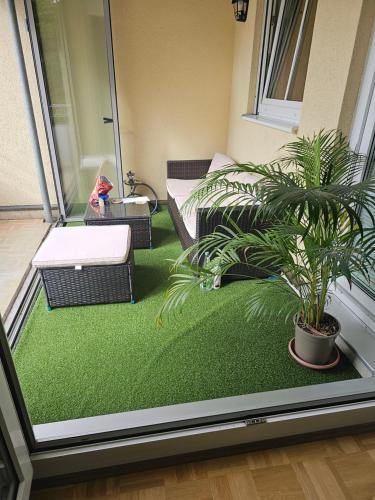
<box><xmin>31</xmin><ymin>432</ymin><xmax>375</xmax><ymax>499</ymax></box>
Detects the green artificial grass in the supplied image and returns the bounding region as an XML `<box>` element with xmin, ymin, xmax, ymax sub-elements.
<box><xmin>13</xmin><ymin>208</ymin><xmax>360</xmax><ymax>425</ymax></box>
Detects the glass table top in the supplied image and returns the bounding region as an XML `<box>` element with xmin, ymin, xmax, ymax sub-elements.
<box><xmin>84</xmin><ymin>200</ymin><xmax>151</xmax><ymax>221</ymax></box>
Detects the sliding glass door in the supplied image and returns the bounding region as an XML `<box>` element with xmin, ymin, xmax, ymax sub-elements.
<box><xmin>0</xmin><ymin>434</ymin><xmax>18</xmax><ymax>500</ymax></box>
<box><xmin>355</xmin><ymin>134</ymin><xmax>375</xmax><ymax>298</ymax></box>
<box><xmin>349</xmin><ymin>27</ymin><xmax>375</xmax><ymax>301</ymax></box>
<box><xmin>26</xmin><ymin>0</ymin><xmax>123</xmax><ymax>218</ymax></box>
<box><xmin>0</xmin><ymin>343</ymin><xmax>32</xmax><ymax>499</ymax></box>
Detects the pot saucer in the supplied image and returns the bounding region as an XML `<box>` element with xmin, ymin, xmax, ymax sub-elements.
<box><xmin>288</xmin><ymin>338</ymin><xmax>340</xmax><ymax>370</ymax></box>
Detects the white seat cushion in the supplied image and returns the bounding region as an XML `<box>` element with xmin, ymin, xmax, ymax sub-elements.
<box><xmin>175</xmin><ymin>192</ymin><xmax>258</xmax><ymax>240</ymax></box>
<box><xmin>174</xmin><ymin>195</ymin><xmax>187</xmax><ymax>211</ymax></box>
<box><xmin>175</xmin><ymin>191</ymin><xmax>253</xmax><ymax>212</ymax></box>
<box><xmin>166</xmin><ymin>178</ymin><xmax>202</xmax><ymax>199</ymax></box>
<box><xmin>173</xmin><ymin>196</ymin><xmax>197</xmax><ymax>238</ymax></box>
<box><xmin>32</xmin><ymin>225</ymin><xmax>132</xmax><ymax>268</ymax></box>
<box><xmin>183</xmin><ymin>210</ymin><xmax>198</xmax><ymax>239</ymax></box>
<box><xmin>226</xmin><ymin>171</ymin><xmax>260</xmax><ymax>184</ymax></box>
<box><xmin>174</xmin><ymin>156</ymin><xmax>260</xmax><ymax>240</ymax></box>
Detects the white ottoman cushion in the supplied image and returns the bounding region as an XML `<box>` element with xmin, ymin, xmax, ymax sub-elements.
<box><xmin>32</xmin><ymin>225</ymin><xmax>131</xmax><ymax>268</ymax></box>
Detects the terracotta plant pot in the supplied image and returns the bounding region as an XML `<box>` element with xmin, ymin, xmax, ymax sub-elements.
<box><xmin>294</xmin><ymin>313</ymin><xmax>341</xmax><ymax>365</ymax></box>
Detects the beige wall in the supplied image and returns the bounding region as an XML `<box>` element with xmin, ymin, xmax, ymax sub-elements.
<box><xmin>2</xmin><ymin>0</ymin><xmax>234</xmax><ymax>206</ymax></box>
<box><xmin>0</xmin><ymin>0</ymin><xmax>56</xmax><ymax>207</ymax></box>
<box><xmin>1</xmin><ymin>0</ymin><xmax>373</xmax><ymax>208</ymax></box>
<box><xmin>226</xmin><ymin>0</ymin><xmax>374</xmax><ymax>164</ymax></box>
<box><xmin>111</xmin><ymin>0</ymin><xmax>234</xmax><ymax>200</ymax></box>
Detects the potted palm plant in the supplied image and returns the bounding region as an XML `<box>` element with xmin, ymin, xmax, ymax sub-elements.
<box><xmin>159</xmin><ymin>131</ymin><xmax>375</xmax><ymax>367</ymax></box>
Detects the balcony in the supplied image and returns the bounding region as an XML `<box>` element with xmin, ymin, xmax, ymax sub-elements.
<box><xmin>1</xmin><ymin>0</ymin><xmax>375</xmax><ymax>477</ymax></box>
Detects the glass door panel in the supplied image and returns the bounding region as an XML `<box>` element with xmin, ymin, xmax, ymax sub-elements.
<box><xmin>355</xmin><ymin>134</ymin><xmax>375</xmax><ymax>297</ymax></box>
<box><xmin>0</xmin><ymin>431</ymin><xmax>17</xmax><ymax>500</ymax></box>
<box><xmin>0</xmin><ymin>337</ymin><xmax>33</xmax><ymax>499</ymax></box>
<box><xmin>32</xmin><ymin>0</ymin><xmax>121</xmax><ymax>217</ymax></box>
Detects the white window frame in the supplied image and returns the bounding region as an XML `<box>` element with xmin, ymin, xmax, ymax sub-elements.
<box><xmin>336</xmin><ymin>25</ymin><xmax>375</xmax><ymax>315</ymax></box>
<box><xmin>255</xmin><ymin>0</ymin><xmax>312</xmax><ymax>126</ymax></box>
<box><xmin>0</xmin><ymin>360</ymin><xmax>33</xmax><ymax>499</ymax></box>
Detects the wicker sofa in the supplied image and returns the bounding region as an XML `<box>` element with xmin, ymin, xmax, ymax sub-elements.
<box><xmin>166</xmin><ymin>156</ymin><xmax>267</xmax><ymax>280</ymax></box>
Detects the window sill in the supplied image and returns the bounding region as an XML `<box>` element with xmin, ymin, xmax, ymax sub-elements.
<box><xmin>241</xmin><ymin>114</ymin><xmax>298</xmax><ymax>134</ymax></box>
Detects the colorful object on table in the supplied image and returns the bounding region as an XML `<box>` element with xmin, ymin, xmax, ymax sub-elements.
<box><xmin>89</xmin><ymin>176</ymin><xmax>113</xmax><ymax>207</ymax></box>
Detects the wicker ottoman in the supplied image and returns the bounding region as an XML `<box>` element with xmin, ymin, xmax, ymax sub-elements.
<box><xmin>32</xmin><ymin>225</ymin><xmax>135</xmax><ymax>309</ymax></box>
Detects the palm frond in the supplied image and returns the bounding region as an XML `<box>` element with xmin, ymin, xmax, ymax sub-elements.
<box><xmin>182</xmin><ymin>130</ymin><xmax>373</xmax><ymax>235</ymax></box>
<box><xmin>156</xmin><ymin>272</ymin><xmax>206</xmax><ymax>326</ymax></box>
<box><xmin>160</xmin><ymin>129</ymin><xmax>375</xmax><ymax>332</ymax></box>
<box><xmin>244</xmin><ymin>279</ymin><xmax>301</xmax><ymax>324</ymax></box>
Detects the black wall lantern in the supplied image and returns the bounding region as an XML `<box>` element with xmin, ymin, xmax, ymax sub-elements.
<box><xmin>232</xmin><ymin>0</ymin><xmax>249</xmax><ymax>22</ymax></box>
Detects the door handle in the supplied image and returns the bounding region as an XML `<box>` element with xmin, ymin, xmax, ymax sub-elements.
<box><xmin>103</xmin><ymin>117</ymin><xmax>113</xmax><ymax>124</ymax></box>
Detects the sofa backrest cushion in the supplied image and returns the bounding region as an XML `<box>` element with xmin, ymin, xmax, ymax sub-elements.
<box><xmin>166</xmin><ymin>178</ymin><xmax>202</xmax><ymax>199</ymax></box>
<box><xmin>208</xmin><ymin>152</ymin><xmax>260</xmax><ymax>185</ymax></box>
<box><xmin>207</xmin><ymin>153</ymin><xmax>234</xmax><ymax>174</ymax></box>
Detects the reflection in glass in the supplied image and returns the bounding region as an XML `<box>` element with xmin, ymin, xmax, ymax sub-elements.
<box><xmin>0</xmin><ymin>431</ymin><xmax>17</xmax><ymax>500</ymax></box>
<box><xmin>355</xmin><ymin>137</ymin><xmax>375</xmax><ymax>296</ymax></box>
<box><xmin>33</xmin><ymin>0</ymin><xmax>119</xmax><ymax>217</ymax></box>
<box><xmin>266</xmin><ymin>0</ymin><xmax>317</xmax><ymax>102</ymax></box>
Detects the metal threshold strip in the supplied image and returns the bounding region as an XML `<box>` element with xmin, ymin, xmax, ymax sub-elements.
<box><xmin>32</xmin><ymin>375</ymin><xmax>375</xmax><ymax>450</ymax></box>
<box><xmin>39</xmin><ymin>398</ymin><xmax>375</xmax><ymax>445</ymax></box>
<box><xmin>30</xmin><ymin>397</ymin><xmax>375</xmax><ymax>479</ymax></box>
<box><xmin>4</xmin><ymin>266</ymin><xmax>42</xmax><ymax>350</ymax></box>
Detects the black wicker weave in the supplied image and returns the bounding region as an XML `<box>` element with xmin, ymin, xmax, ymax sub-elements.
<box><xmin>86</xmin><ymin>217</ymin><xmax>151</xmax><ymax>249</ymax></box>
<box><xmin>40</xmin><ymin>249</ymin><xmax>135</xmax><ymax>309</ymax></box>
<box><xmin>84</xmin><ymin>203</ymin><xmax>152</xmax><ymax>249</ymax></box>
<box><xmin>167</xmin><ymin>159</ymin><xmax>211</xmax><ymax>180</ymax></box>
<box><xmin>167</xmin><ymin>160</ymin><xmax>267</xmax><ymax>280</ymax></box>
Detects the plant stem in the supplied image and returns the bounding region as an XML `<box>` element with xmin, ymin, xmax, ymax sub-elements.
<box><xmin>317</xmin><ymin>265</ymin><xmax>329</xmax><ymax>329</ymax></box>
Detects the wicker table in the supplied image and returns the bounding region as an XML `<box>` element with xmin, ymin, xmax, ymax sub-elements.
<box><xmin>84</xmin><ymin>202</ymin><xmax>152</xmax><ymax>249</ymax></box>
